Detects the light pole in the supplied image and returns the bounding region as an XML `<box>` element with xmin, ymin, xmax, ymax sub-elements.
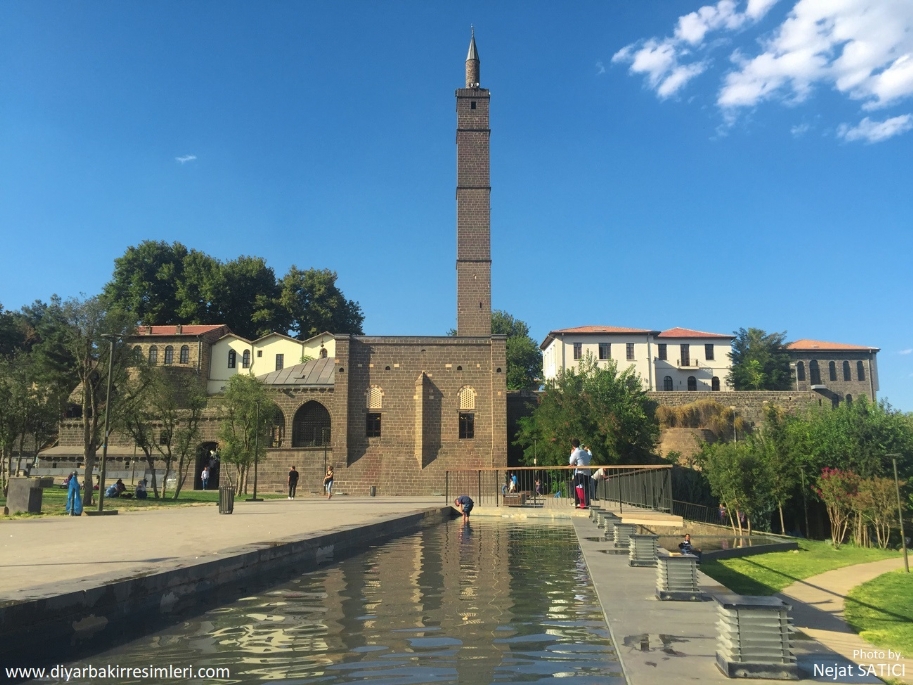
<box><xmin>322</xmin><ymin>427</ymin><xmax>329</xmax><ymax>476</ymax></box>
<box><xmin>887</xmin><ymin>454</ymin><xmax>909</xmax><ymax>573</ymax></box>
<box><xmin>247</xmin><ymin>400</ymin><xmax>262</xmax><ymax>501</ymax></box>
<box><xmin>97</xmin><ymin>334</ymin><xmax>118</xmax><ymax>513</ymax></box>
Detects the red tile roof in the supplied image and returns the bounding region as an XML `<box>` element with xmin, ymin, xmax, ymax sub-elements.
<box><xmin>787</xmin><ymin>339</ymin><xmax>878</xmax><ymax>352</ymax></box>
<box><xmin>133</xmin><ymin>324</ymin><xmax>229</xmax><ymax>337</ymax></box>
<box><xmin>548</xmin><ymin>325</ymin><xmax>655</xmax><ymax>335</ymax></box>
<box><xmin>656</xmin><ymin>327</ymin><xmax>733</xmax><ymax>339</ymax></box>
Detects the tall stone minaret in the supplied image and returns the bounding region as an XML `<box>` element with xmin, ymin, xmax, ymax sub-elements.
<box><xmin>455</xmin><ymin>28</ymin><xmax>491</xmax><ymax>337</ymax></box>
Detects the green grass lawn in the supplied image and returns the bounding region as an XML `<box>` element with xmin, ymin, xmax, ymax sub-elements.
<box><xmin>845</xmin><ymin>570</ymin><xmax>913</xmax><ymax>656</ymax></box>
<box><xmin>0</xmin><ymin>484</ymin><xmax>286</xmax><ymax>519</ymax></box>
<box><xmin>700</xmin><ymin>540</ymin><xmax>901</xmax><ymax>595</ymax></box>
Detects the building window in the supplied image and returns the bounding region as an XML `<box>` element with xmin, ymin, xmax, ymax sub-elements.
<box><xmin>149</xmin><ymin>346</ymin><xmax>158</xmax><ymax>365</ymax></box>
<box><xmin>687</xmin><ymin>376</ymin><xmax>697</xmax><ymax>391</ymax></box>
<box><xmin>810</xmin><ymin>360</ymin><xmax>821</xmax><ymax>385</ymax></box>
<box><xmin>658</xmin><ymin>344</ymin><xmax>667</xmax><ymax>361</ymax></box>
<box><xmin>459</xmin><ymin>412</ymin><xmax>475</xmax><ymax>439</ymax></box>
<box><xmin>711</xmin><ymin>376</ymin><xmax>720</xmax><ymax>391</ymax></box>
<box><xmin>179</xmin><ymin>345</ymin><xmax>189</xmax><ymax>364</ymax></box>
<box><xmin>228</xmin><ymin>350</ymin><xmax>236</xmax><ymax>368</ymax></box>
<box><xmin>133</xmin><ymin>345</ymin><xmax>143</xmax><ymax>363</ymax></box>
<box><xmin>663</xmin><ymin>376</ymin><xmax>673</xmax><ymax>391</ymax></box>
<box><xmin>276</xmin><ymin>354</ymin><xmax>284</xmax><ymax>371</ymax></box>
<box><xmin>796</xmin><ymin>361</ymin><xmax>806</xmax><ymax>381</ymax></box>
<box><xmin>471</xmin><ymin>100</ymin><xmax>477</xmax><ymax>109</ymax></box>
<box><xmin>366</xmin><ymin>412</ymin><xmax>382</xmax><ymax>438</ymax></box>
<box><xmin>857</xmin><ymin>361</ymin><xmax>865</xmax><ymax>381</ymax></box>
<box><xmin>257</xmin><ymin>350</ymin><xmax>262</xmax><ymax>357</ymax></box>
<box><xmin>843</xmin><ymin>361</ymin><xmax>851</xmax><ymax>381</ymax></box>
<box><xmin>626</xmin><ymin>343</ymin><xmax>635</xmax><ymax>361</ymax></box>
<box><xmin>271</xmin><ymin>408</ymin><xmax>285</xmax><ymax>447</ymax></box>
<box><xmin>459</xmin><ymin>386</ymin><xmax>476</xmax><ymax>410</ymax></box>
<box><xmin>829</xmin><ymin>361</ymin><xmax>837</xmax><ymax>381</ymax></box>
<box><xmin>598</xmin><ymin>343</ymin><xmax>610</xmax><ymax>360</ymax></box>
<box><xmin>164</xmin><ymin>345</ymin><xmax>174</xmax><ymax>365</ymax></box>
<box><xmin>368</xmin><ymin>386</ymin><xmax>383</xmax><ymax>410</ymax></box>
<box><xmin>705</xmin><ymin>344</ymin><xmax>714</xmax><ymax>361</ymax></box>
<box><xmin>292</xmin><ymin>401</ymin><xmax>331</xmax><ymax>447</ymax></box>
<box><xmin>573</xmin><ymin>343</ymin><xmax>582</xmax><ymax>360</ymax></box>
<box><xmin>242</xmin><ymin>350</ymin><xmax>250</xmax><ymax>368</ymax></box>
<box><xmin>680</xmin><ymin>344</ymin><xmax>690</xmax><ymax>367</ymax></box>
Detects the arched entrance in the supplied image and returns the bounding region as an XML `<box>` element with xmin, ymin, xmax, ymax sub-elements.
<box><xmin>292</xmin><ymin>401</ymin><xmax>331</xmax><ymax>447</ymax></box>
<box><xmin>195</xmin><ymin>441</ymin><xmax>220</xmax><ymax>490</ymax></box>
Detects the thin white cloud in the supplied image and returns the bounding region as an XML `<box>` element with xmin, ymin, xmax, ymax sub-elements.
<box><xmin>790</xmin><ymin>122</ymin><xmax>811</xmax><ymax>137</ymax></box>
<box><xmin>175</xmin><ymin>155</ymin><xmax>197</xmax><ymax>164</ymax></box>
<box><xmin>613</xmin><ymin>0</ymin><xmax>780</xmax><ymax>99</ymax></box>
<box><xmin>900</xmin><ymin>348</ymin><xmax>913</xmax><ymax>355</ymax></box>
<box><xmin>614</xmin><ymin>0</ymin><xmax>913</xmax><ymax>141</ymax></box>
<box><xmin>596</xmin><ymin>60</ymin><xmax>606</xmax><ymax>75</ymax></box>
<box><xmin>837</xmin><ymin>114</ymin><xmax>913</xmax><ymax>142</ymax></box>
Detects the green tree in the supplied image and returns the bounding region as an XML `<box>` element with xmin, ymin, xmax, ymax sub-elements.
<box><xmin>218</xmin><ymin>374</ymin><xmax>276</xmax><ymax>493</ymax></box>
<box><xmin>515</xmin><ymin>355</ymin><xmax>658</xmax><ymax>466</ymax></box>
<box><xmin>758</xmin><ymin>404</ymin><xmax>802</xmax><ymax>534</ymax></box>
<box><xmin>698</xmin><ymin>440</ymin><xmax>773</xmax><ymax>535</ymax></box>
<box><xmin>31</xmin><ymin>296</ymin><xmax>136</xmax><ymax>506</ymax></box>
<box><xmin>104</xmin><ymin>241</ymin><xmax>190</xmax><ymax>325</ymax></box>
<box><xmin>492</xmin><ymin>311</ymin><xmax>542</xmax><ymax>390</ymax></box>
<box><xmin>727</xmin><ymin>328</ymin><xmax>792</xmax><ymax>390</ymax></box>
<box><xmin>277</xmin><ymin>267</ymin><xmax>365</xmax><ymax>339</ymax></box>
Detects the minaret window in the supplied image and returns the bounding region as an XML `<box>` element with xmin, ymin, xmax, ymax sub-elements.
<box><xmin>471</xmin><ymin>101</ymin><xmax>476</xmax><ymax>109</ymax></box>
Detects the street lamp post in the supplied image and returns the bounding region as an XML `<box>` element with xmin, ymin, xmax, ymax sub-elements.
<box><xmin>247</xmin><ymin>401</ymin><xmax>262</xmax><ymax>502</ymax></box>
<box><xmin>888</xmin><ymin>454</ymin><xmax>909</xmax><ymax>573</ymax></box>
<box><xmin>97</xmin><ymin>334</ymin><xmax>118</xmax><ymax>513</ymax></box>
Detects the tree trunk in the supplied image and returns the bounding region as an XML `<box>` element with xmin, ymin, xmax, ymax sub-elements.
<box><xmin>778</xmin><ymin>504</ymin><xmax>786</xmax><ymax>535</ymax></box>
<box><xmin>144</xmin><ymin>451</ymin><xmax>159</xmax><ymax>498</ymax></box>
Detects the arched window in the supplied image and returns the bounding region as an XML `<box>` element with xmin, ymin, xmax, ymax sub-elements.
<box><xmin>843</xmin><ymin>361</ymin><xmax>851</xmax><ymax>381</ymax></box>
<box><xmin>810</xmin><ymin>360</ymin><xmax>821</xmax><ymax>385</ymax></box>
<box><xmin>458</xmin><ymin>386</ymin><xmax>476</xmax><ymax>410</ymax></box>
<box><xmin>320</xmin><ymin>348</ymin><xmax>328</xmax><ymax>359</ymax></box>
<box><xmin>179</xmin><ymin>345</ymin><xmax>190</xmax><ymax>364</ymax></box>
<box><xmin>228</xmin><ymin>350</ymin><xmax>236</xmax><ymax>369</ymax></box>
<box><xmin>711</xmin><ymin>376</ymin><xmax>720</xmax><ymax>391</ymax></box>
<box><xmin>242</xmin><ymin>350</ymin><xmax>250</xmax><ymax>369</ymax></box>
<box><xmin>857</xmin><ymin>361</ymin><xmax>865</xmax><ymax>381</ymax></box>
<box><xmin>663</xmin><ymin>376</ymin><xmax>673</xmax><ymax>391</ymax></box>
<box><xmin>164</xmin><ymin>345</ymin><xmax>174</xmax><ymax>365</ymax></box>
<box><xmin>292</xmin><ymin>401</ymin><xmax>331</xmax><ymax>447</ymax></box>
<box><xmin>796</xmin><ymin>361</ymin><xmax>806</xmax><ymax>382</ymax></box>
<box><xmin>148</xmin><ymin>346</ymin><xmax>158</xmax><ymax>365</ymax></box>
<box><xmin>271</xmin><ymin>407</ymin><xmax>285</xmax><ymax>447</ymax></box>
<box><xmin>828</xmin><ymin>361</ymin><xmax>837</xmax><ymax>381</ymax></box>
<box><xmin>367</xmin><ymin>386</ymin><xmax>383</xmax><ymax>409</ymax></box>
<box><xmin>687</xmin><ymin>376</ymin><xmax>697</xmax><ymax>391</ymax></box>
<box><xmin>133</xmin><ymin>345</ymin><xmax>143</xmax><ymax>363</ymax></box>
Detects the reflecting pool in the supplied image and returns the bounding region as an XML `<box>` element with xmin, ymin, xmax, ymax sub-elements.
<box><xmin>46</xmin><ymin>521</ymin><xmax>623</xmax><ymax>684</ymax></box>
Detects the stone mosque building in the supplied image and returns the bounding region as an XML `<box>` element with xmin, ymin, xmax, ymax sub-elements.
<box><xmin>51</xmin><ymin>33</ymin><xmax>507</xmax><ymax>496</ymax></box>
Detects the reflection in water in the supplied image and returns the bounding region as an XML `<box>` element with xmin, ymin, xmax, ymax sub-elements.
<box><xmin>657</xmin><ymin>534</ymin><xmax>784</xmax><ymax>553</ymax></box>
<box><xmin>49</xmin><ymin>522</ymin><xmax>622</xmax><ymax>684</ymax></box>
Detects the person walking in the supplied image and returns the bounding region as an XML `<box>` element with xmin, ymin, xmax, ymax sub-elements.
<box><xmin>323</xmin><ymin>466</ymin><xmax>334</xmax><ymax>500</ymax></box>
<box><xmin>288</xmin><ymin>466</ymin><xmax>299</xmax><ymax>499</ymax></box>
<box><xmin>569</xmin><ymin>439</ymin><xmax>591</xmax><ymax>509</ymax></box>
<box><xmin>201</xmin><ymin>465</ymin><xmax>210</xmax><ymax>490</ymax></box>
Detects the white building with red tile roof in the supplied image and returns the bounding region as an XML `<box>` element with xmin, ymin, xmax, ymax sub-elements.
<box><xmin>541</xmin><ymin>326</ymin><xmax>734</xmax><ymax>392</ymax></box>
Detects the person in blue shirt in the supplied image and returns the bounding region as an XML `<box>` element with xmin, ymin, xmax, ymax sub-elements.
<box><xmin>453</xmin><ymin>495</ymin><xmax>474</xmax><ymax>525</ymax></box>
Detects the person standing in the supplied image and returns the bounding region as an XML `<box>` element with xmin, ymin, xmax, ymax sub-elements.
<box><xmin>288</xmin><ymin>466</ymin><xmax>299</xmax><ymax>500</ymax></box>
<box><xmin>323</xmin><ymin>466</ymin><xmax>334</xmax><ymax>500</ymax></box>
<box><xmin>65</xmin><ymin>471</ymin><xmax>82</xmax><ymax>516</ymax></box>
<box><xmin>201</xmin><ymin>465</ymin><xmax>210</xmax><ymax>490</ymax></box>
<box><xmin>569</xmin><ymin>438</ymin><xmax>591</xmax><ymax>509</ymax></box>
<box><xmin>453</xmin><ymin>494</ymin><xmax>474</xmax><ymax>525</ymax></box>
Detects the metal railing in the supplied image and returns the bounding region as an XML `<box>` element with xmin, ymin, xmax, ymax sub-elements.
<box><xmin>672</xmin><ymin>499</ymin><xmax>726</xmax><ymax>525</ymax></box>
<box><xmin>444</xmin><ymin>465</ymin><xmax>672</xmax><ymax>512</ymax></box>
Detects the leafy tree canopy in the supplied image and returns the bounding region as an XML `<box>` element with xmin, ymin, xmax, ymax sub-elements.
<box><xmin>727</xmin><ymin>327</ymin><xmax>793</xmax><ymax>390</ymax></box>
<box><xmin>515</xmin><ymin>355</ymin><xmax>658</xmax><ymax>466</ymax></box>
<box><xmin>103</xmin><ymin>241</ymin><xmax>364</xmax><ymax>340</ymax></box>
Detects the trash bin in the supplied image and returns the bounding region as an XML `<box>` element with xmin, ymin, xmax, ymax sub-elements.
<box><xmin>218</xmin><ymin>485</ymin><xmax>234</xmax><ymax>514</ymax></box>
<box><xmin>369</xmin><ymin>486</ymin><xmax>377</xmax><ymax>497</ymax></box>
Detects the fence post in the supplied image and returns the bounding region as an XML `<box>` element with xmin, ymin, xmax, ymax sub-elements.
<box><xmin>477</xmin><ymin>470</ymin><xmax>481</xmax><ymax>506</ymax></box>
<box><xmin>445</xmin><ymin>471</ymin><xmax>449</xmax><ymax>503</ymax></box>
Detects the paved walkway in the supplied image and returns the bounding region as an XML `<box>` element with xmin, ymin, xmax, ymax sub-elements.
<box><xmin>779</xmin><ymin>557</ymin><xmax>913</xmax><ymax>684</ymax></box>
<box><xmin>0</xmin><ymin>496</ymin><xmax>446</xmax><ymax>603</ymax></box>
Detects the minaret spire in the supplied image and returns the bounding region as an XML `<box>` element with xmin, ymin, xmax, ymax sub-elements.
<box><xmin>465</xmin><ymin>26</ymin><xmax>480</xmax><ymax>88</ymax></box>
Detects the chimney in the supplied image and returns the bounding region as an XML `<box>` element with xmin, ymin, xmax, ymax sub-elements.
<box><xmin>176</xmin><ymin>324</ymin><xmax>182</xmax><ymax>334</ymax></box>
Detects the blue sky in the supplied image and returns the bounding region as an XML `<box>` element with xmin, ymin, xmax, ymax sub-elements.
<box><xmin>1</xmin><ymin>1</ymin><xmax>912</xmax><ymax>409</ymax></box>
